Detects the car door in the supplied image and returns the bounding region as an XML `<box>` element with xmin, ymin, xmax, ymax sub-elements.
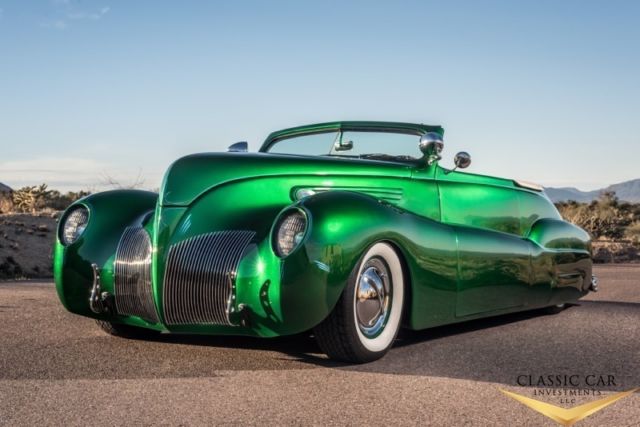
<box><xmin>436</xmin><ymin>169</ymin><xmax>532</xmax><ymax>317</ymax></box>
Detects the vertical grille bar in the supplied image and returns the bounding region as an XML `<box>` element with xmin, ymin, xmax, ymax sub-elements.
<box><xmin>114</xmin><ymin>226</ymin><xmax>160</xmax><ymax>323</ymax></box>
<box><xmin>163</xmin><ymin>230</ymin><xmax>255</xmax><ymax>326</ymax></box>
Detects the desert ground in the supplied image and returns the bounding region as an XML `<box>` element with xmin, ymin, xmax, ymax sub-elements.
<box><xmin>0</xmin><ymin>213</ymin><xmax>57</xmax><ymax>279</ymax></box>
<box><xmin>0</xmin><ymin>265</ymin><xmax>638</xmax><ymax>426</ymax></box>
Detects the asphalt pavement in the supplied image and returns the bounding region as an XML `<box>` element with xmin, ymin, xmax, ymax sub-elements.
<box><xmin>0</xmin><ymin>265</ymin><xmax>638</xmax><ymax>426</ymax></box>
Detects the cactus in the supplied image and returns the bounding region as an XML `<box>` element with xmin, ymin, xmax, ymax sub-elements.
<box><xmin>11</xmin><ymin>184</ymin><xmax>51</xmax><ymax>213</ymax></box>
<box><xmin>7</xmin><ymin>184</ymin><xmax>90</xmax><ymax>213</ymax></box>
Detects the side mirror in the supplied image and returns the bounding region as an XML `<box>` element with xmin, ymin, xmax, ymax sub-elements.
<box><xmin>419</xmin><ymin>132</ymin><xmax>444</xmax><ymax>165</ymax></box>
<box><xmin>227</xmin><ymin>141</ymin><xmax>248</xmax><ymax>152</ymax></box>
<box><xmin>453</xmin><ymin>151</ymin><xmax>471</xmax><ymax>170</ymax></box>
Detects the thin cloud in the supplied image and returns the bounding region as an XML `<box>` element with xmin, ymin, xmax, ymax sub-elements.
<box><xmin>67</xmin><ymin>6</ymin><xmax>110</xmax><ymax>21</ymax></box>
<box><xmin>0</xmin><ymin>157</ymin><xmax>105</xmax><ymax>181</ymax></box>
<box><xmin>41</xmin><ymin>19</ymin><xmax>67</xmax><ymax>30</ymax></box>
<box><xmin>0</xmin><ymin>157</ymin><xmax>160</xmax><ymax>192</ymax></box>
<box><xmin>43</xmin><ymin>1</ymin><xmax>110</xmax><ymax>30</ymax></box>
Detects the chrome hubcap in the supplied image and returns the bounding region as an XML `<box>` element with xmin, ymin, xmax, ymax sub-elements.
<box><xmin>356</xmin><ymin>261</ymin><xmax>391</xmax><ymax>338</ymax></box>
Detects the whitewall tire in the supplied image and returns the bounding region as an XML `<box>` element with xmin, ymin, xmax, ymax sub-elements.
<box><xmin>314</xmin><ymin>242</ymin><xmax>405</xmax><ymax>363</ymax></box>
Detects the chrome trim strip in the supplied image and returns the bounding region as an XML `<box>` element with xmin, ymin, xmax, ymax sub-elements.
<box><xmin>292</xmin><ymin>186</ymin><xmax>404</xmax><ymax>202</ymax></box>
<box><xmin>514</xmin><ymin>179</ymin><xmax>544</xmax><ymax>192</ymax></box>
<box><xmin>163</xmin><ymin>230</ymin><xmax>255</xmax><ymax>326</ymax></box>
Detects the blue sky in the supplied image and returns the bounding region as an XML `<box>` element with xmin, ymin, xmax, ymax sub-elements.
<box><xmin>1</xmin><ymin>1</ymin><xmax>639</xmax><ymax>191</ymax></box>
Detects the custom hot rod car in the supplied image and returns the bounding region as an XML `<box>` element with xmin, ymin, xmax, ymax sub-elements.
<box><xmin>54</xmin><ymin>121</ymin><xmax>597</xmax><ymax>363</ymax></box>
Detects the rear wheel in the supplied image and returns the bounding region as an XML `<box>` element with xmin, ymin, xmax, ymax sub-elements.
<box><xmin>314</xmin><ymin>242</ymin><xmax>405</xmax><ymax>363</ymax></box>
<box><xmin>95</xmin><ymin>320</ymin><xmax>159</xmax><ymax>339</ymax></box>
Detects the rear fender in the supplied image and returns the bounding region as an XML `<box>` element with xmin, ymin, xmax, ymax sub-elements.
<box><xmin>527</xmin><ymin>218</ymin><xmax>592</xmax><ymax>294</ymax></box>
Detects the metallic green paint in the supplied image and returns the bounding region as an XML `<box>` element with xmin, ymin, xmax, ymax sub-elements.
<box><xmin>54</xmin><ymin>190</ymin><xmax>161</xmax><ymax>324</ymax></box>
<box><xmin>160</xmin><ymin>152</ymin><xmax>415</xmax><ymax>207</ymax></box>
<box><xmin>54</xmin><ymin>121</ymin><xmax>593</xmax><ymax>339</ymax></box>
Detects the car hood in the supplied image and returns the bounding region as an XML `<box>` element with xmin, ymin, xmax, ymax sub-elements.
<box><xmin>160</xmin><ymin>152</ymin><xmax>412</xmax><ymax>206</ymax></box>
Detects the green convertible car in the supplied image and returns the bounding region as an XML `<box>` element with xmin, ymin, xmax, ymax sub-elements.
<box><xmin>54</xmin><ymin>121</ymin><xmax>596</xmax><ymax>363</ymax></box>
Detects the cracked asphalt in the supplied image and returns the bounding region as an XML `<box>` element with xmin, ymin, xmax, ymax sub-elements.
<box><xmin>0</xmin><ymin>265</ymin><xmax>638</xmax><ymax>426</ymax></box>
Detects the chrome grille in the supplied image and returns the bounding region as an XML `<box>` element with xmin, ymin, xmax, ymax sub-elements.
<box><xmin>114</xmin><ymin>226</ymin><xmax>159</xmax><ymax>323</ymax></box>
<box><xmin>163</xmin><ymin>230</ymin><xmax>255</xmax><ymax>326</ymax></box>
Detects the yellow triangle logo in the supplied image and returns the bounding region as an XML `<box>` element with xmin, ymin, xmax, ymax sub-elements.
<box><xmin>500</xmin><ymin>388</ymin><xmax>638</xmax><ymax>426</ymax></box>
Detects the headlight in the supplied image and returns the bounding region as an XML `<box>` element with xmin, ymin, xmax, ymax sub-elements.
<box><xmin>273</xmin><ymin>209</ymin><xmax>307</xmax><ymax>257</ymax></box>
<box><xmin>61</xmin><ymin>206</ymin><xmax>89</xmax><ymax>245</ymax></box>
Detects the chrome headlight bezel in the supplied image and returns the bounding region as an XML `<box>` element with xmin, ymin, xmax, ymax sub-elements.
<box><xmin>59</xmin><ymin>205</ymin><xmax>90</xmax><ymax>246</ymax></box>
<box><xmin>272</xmin><ymin>208</ymin><xmax>309</xmax><ymax>258</ymax></box>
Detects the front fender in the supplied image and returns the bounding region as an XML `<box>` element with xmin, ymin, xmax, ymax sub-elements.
<box><xmin>54</xmin><ymin>190</ymin><xmax>158</xmax><ymax>315</ymax></box>
<box><xmin>277</xmin><ymin>191</ymin><xmax>399</xmax><ymax>332</ymax></box>
<box><xmin>277</xmin><ymin>190</ymin><xmax>457</xmax><ymax>332</ymax></box>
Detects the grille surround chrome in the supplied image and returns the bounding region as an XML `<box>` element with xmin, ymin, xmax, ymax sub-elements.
<box><xmin>163</xmin><ymin>230</ymin><xmax>255</xmax><ymax>326</ymax></box>
<box><xmin>114</xmin><ymin>226</ymin><xmax>159</xmax><ymax>323</ymax></box>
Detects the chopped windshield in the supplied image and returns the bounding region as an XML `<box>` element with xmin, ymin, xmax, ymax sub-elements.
<box><xmin>265</xmin><ymin>130</ymin><xmax>423</xmax><ymax>162</ymax></box>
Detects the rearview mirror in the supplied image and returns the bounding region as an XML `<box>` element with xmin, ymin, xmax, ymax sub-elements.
<box><xmin>227</xmin><ymin>141</ymin><xmax>248</xmax><ymax>152</ymax></box>
<box><xmin>333</xmin><ymin>140</ymin><xmax>354</xmax><ymax>152</ymax></box>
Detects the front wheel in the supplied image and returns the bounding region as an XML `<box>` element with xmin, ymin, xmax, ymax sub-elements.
<box><xmin>314</xmin><ymin>242</ymin><xmax>405</xmax><ymax>363</ymax></box>
<box><xmin>95</xmin><ymin>320</ymin><xmax>159</xmax><ymax>339</ymax></box>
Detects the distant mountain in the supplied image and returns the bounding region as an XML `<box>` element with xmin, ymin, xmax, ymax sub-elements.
<box><xmin>546</xmin><ymin>179</ymin><xmax>640</xmax><ymax>203</ymax></box>
<box><xmin>0</xmin><ymin>183</ymin><xmax>12</xmax><ymax>193</ymax></box>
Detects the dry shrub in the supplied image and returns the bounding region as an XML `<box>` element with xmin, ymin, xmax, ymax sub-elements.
<box><xmin>0</xmin><ymin>194</ymin><xmax>14</xmax><ymax>213</ymax></box>
<box><xmin>555</xmin><ymin>191</ymin><xmax>636</xmax><ymax>240</ymax></box>
<box><xmin>9</xmin><ymin>184</ymin><xmax>90</xmax><ymax>213</ymax></box>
